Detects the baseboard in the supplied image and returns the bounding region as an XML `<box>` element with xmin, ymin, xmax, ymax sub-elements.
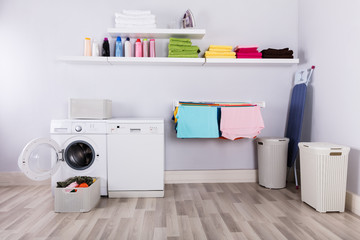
<box><xmin>164</xmin><ymin>169</ymin><xmax>258</xmax><ymax>184</ymax></box>
<box><xmin>346</xmin><ymin>191</ymin><xmax>360</xmax><ymax>216</ymax></box>
<box><xmin>1</xmin><ymin>169</ymin><xmax>258</xmax><ymax>186</ymax></box>
<box><xmin>0</xmin><ymin>172</ymin><xmax>50</xmax><ymax>186</ymax></box>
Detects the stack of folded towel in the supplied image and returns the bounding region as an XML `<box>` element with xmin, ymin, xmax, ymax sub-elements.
<box><xmin>234</xmin><ymin>45</ymin><xmax>262</xmax><ymax>58</ymax></box>
<box><xmin>205</xmin><ymin>45</ymin><xmax>236</xmax><ymax>58</ymax></box>
<box><xmin>115</xmin><ymin>10</ymin><xmax>156</xmax><ymax>29</ymax></box>
<box><xmin>168</xmin><ymin>38</ymin><xmax>200</xmax><ymax>58</ymax></box>
<box><xmin>261</xmin><ymin>48</ymin><xmax>293</xmax><ymax>58</ymax></box>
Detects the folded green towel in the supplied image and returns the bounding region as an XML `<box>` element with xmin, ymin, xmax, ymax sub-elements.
<box><xmin>169</xmin><ymin>37</ymin><xmax>192</xmax><ymax>43</ymax></box>
<box><xmin>168</xmin><ymin>54</ymin><xmax>199</xmax><ymax>58</ymax></box>
<box><xmin>168</xmin><ymin>45</ymin><xmax>200</xmax><ymax>52</ymax></box>
<box><xmin>168</xmin><ymin>41</ymin><xmax>193</xmax><ymax>46</ymax></box>
<box><xmin>169</xmin><ymin>50</ymin><xmax>199</xmax><ymax>55</ymax></box>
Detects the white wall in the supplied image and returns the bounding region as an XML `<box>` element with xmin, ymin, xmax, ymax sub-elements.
<box><xmin>299</xmin><ymin>0</ymin><xmax>360</xmax><ymax>195</ymax></box>
<box><xmin>0</xmin><ymin>0</ymin><xmax>298</xmax><ymax>172</ymax></box>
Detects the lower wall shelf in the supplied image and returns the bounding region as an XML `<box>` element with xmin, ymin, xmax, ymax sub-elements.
<box><xmin>57</xmin><ymin>56</ymin><xmax>299</xmax><ymax>66</ymax></box>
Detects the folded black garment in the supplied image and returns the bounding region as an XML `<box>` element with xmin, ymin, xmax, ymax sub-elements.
<box><xmin>57</xmin><ymin>176</ymin><xmax>94</xmax><ymax>188</ymax></box>
<box><xmin>262</xmin><ymin>54</ymin><xmax>293</xmax><ymax>59</ymax></box>
<box><xmin>261</xmin><ymin>48</ymin><xmax>293</xmax><ymax>56</ymax></box>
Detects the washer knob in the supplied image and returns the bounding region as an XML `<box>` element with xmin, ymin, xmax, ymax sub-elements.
<box><xmin>75</xmin><ymin>125</ymin><xmax>82</xmax><ymax>132</ymax></box>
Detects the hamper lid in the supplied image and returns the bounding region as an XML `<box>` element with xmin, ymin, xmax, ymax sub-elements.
<box><xmin>299</xmin><ymin>142</ymin><xmax>350</xmax><ymax>152</ymax></box>
<box><xmin>257</xmin><ymin>137</ymin><xmax>289</xmax><ymax>143</ymax></box>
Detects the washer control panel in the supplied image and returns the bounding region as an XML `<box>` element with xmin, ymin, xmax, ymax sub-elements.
<box><xmin>71</xmin><ymin>122</ymin><xmax>107</xmax><ymax>134</ymax></box>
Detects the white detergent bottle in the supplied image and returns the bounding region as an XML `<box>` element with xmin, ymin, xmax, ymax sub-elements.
<box><xmin>124</xmin><ymin>37</ymin><xmax>132</xmax><ymax>57</ymax></box>
<box><xmin>92</xmin><ymin>40</ymin><xmax>99</xmax><ymax>57</ymax></box>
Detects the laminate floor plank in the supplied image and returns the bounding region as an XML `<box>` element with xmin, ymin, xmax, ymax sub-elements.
<box><xmin>177</xmin><ymin>216</ymin><xmax>194</xmax><ymax>240</ymax></box>
<box><xmin>1</xmin><ymin>183</ymin><xmax>360</xmax><ymax>240</ymax></box>
<box><xmin>127</xmin><ymin>209</ymin><xmax>146</xmax><ymax>240</ymax></box>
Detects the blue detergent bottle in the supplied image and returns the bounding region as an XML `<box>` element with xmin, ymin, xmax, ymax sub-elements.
<box><xmin>115</xmin><ymin>36</ymin><xmax>123</xmax><ymax>57</ymax></box>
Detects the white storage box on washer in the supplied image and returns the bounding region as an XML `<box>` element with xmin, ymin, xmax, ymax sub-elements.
<box><xmin>299</xmin><ymin>142</ymin><xmax>350</xmax><ymax>213</ymax></box>
<box><xmin>257</xmin><ymin>137</ymin><xmax>289</xmax><ymax>189</ymax></box>
<box><xmin>69</xmin><ymin>99</ymin><xmax>112</xmax><ymax>119</ymax></box>
<box><xmin>54</xmin><ymin>178</ymin><xmax>100</xmax><ymax>213</ymax></box>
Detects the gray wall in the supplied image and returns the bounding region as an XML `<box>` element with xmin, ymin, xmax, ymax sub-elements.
<box><xmin>299</xmin><ymin>0</ymin><xmax>360</xmax><ymax>195</ymax></box>
<box><xmin>0</xmin><ymin>0</ymin><xmax>298</xmax><ymax>171</ymax></box>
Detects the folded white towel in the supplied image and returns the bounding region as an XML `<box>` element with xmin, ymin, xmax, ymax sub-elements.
<box><xmin>115</xmin><ymin>23</ymin><xmax>157</xmax><ymax>29</ymax></box>
<box><xmin>122</xmin><ymin>10</ymin><xmax>151</xmax><ymax>15</ymax></box>
<box><xmin>115</xmin><ymin>18</ymin><xmax>156</xmax><ymax>25</ymax></box>
<box><xmin>115</xmin><ymin>13</ymin><xmax>155</xmax><ymax>20</ymax></box>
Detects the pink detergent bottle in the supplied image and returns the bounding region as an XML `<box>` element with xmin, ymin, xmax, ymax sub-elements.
<box><xmin>149</xmin><ymin>39</ymin><xmax>156</xmax><ymax>57</ymax></box>
<box><xmin>135</xmin><ymin>39</ymin><xmax>143</xmax><ymax>57</ymax></box>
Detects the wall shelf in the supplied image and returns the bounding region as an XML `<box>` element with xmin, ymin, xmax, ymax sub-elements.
<box><xmin>108</xmin><ymin>57</ymin><xmax>205</xmax><ymax>66</ymax></box>
<box><xmin>107</xmin><ymin>28</ymin><xmax>206</xmax><ymax>39</ymax></box>
<box><xmin>58</xmin><ymin>56</ymin><xmax>299</xmax><ymax>66</ymax></box>
<box><xmin>204</xmin><ymin>58</ymin><xmax>299</xmax><ymax>65</ymax></box>
<box><xmin>58</xmin><ymin>56</ymin><xmax>205</xmax><ymax>66</ymax></box>
<box><xmin>57</xmin><ymin>56</ymin><xmax>109</xmax><ymax>64</ymax></box>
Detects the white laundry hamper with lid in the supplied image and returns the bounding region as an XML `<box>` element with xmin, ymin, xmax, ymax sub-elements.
<box><xmin>298</xmin><ymin>142</ymin><xmax>350</xmax><ymax>213</ymax></box>
<box><xmin>256</xmin><ymin>137</ymin><xmax>289</xmax><ymax>189</ymax></box>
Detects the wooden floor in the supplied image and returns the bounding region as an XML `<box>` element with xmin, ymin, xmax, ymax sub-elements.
<box><xmin>1</xmin><ymin>183</ymin><xmax>360</xmax><ymax>240</ymax></box>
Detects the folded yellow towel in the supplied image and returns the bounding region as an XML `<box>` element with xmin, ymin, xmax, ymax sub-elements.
<box><xmin>205</xmin><ymin>55</ymin><xmax>236</xmax><ymax>59</ymax></box>
<box><xmin>209</xmin><ymin>45</ymin><xmax>233</xmax><ymax>50</ymax></box>
<box><xmin>209</xmin><ymin>46</ymin><xmax>232</xmax><ymax>49</ymax></box>
<box><xmin>205</xmin><ymin>51</ymin><xmax>235</xmax><ymax>56</ymax></box>
<box><xmin>208</xmin><ymin>48</ymin><xmax>233</xmax><ymax>52</ymax></box>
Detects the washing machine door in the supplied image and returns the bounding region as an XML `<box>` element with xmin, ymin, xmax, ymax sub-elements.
<box><xmin>18</xmin><ymin>138</ymin><xmax>63</xmax><ymax>181</ymax></box>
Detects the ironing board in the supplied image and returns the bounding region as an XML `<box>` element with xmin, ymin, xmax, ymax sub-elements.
<box><xmin>286</xmin><ymin>66</ymin><xmax>315</xmax><ymax>188</ymax></box>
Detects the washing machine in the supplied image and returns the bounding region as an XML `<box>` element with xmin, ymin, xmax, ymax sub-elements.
<box><xmin>107</xmin><ymin>118</ymin><xmax>164</xmax><ymax>198</ymax></box>
<box><xmin>18</xmin><ymin>119</ymin><xmax>108</xmax><ymax>196</ymax></box>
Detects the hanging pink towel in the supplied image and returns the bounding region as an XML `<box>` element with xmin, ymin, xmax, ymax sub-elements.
<box><xmin>220</xmin><ymin>106</ymin><xmax>264</xmax><ymax>140</ymax></box>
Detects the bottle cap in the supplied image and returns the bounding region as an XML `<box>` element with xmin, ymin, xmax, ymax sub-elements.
<box><xmin>143</xmin><ymin>38</ymin><xmax>148</xmax><ymax>41</ymax></box>
<box><xmin>126</xmin><ymin>37</ymin><xmax>130</xmax><ymax>41</ymax></box>
<box><xmin>136</xmin><ymin>39</ymin><xmax>141</xmax><ymax>42</ymax></box>
<box><xmin>116</xmin><ymin>36</ymin><xmax>121</xmax><ymax>41</ymax></box>
<box><xmin>150</xmin><ymin>39</ymin><xmax>155</xmax><ymax>41</ymax></box>
<box><xmin>85</xmin><ymin>37</ymin><xmax>91</xmax><ymax>40</ymax></box>
<box><xmin>104</xmin><ymin>37</ymin><xmax>108</xmax><ymax>41</ymax></box>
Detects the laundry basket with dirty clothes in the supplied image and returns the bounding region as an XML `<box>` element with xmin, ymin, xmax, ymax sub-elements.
<box><xmin>54</xmin><ymin>176</ymin><xmax>100</xmax><ymax>213</ymax></box>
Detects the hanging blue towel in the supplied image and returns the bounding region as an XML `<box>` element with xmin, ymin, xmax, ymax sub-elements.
<box><xmin>176</xmin><ymin>105</ymin><xmax>219</xmax><ymax>138</ymax></box>
<box><xmin>286</xmin><ymin>83</ymin><xmax>307</xmax><ymax>167</ymax></box>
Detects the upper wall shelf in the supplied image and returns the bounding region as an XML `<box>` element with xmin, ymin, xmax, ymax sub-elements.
<box><xmin>107</xmin><ymin>28</ymin><xmax>206</xmax><ymax>39</ymax></box>
<box><xmin>58</xmin><ymin>56</ymin><xmax>299</xmax><ymax>66</ymax></box>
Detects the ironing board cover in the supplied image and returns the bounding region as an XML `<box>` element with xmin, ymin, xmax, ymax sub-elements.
<box><xmin>285</xmin><ymin>83</ymin><xmax>307</xmax><ymax>168</ymax></box>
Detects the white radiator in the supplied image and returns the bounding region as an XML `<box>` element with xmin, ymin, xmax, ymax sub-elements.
<box><xmin>299</xmin><ymin>142</ymin><xmax>350</xmax><ymax>213</ymax></box>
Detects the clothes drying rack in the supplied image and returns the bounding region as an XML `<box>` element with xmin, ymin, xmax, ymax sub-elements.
<box><xmin>172</xmin><ymin>100</ymin><xmax>266</xmax><ymax>140</ymax></box>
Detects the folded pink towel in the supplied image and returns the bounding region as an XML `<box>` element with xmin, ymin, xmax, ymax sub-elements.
<box><xmin>236</xmin><ymin>52</ymin><xmax>262</xmax><ymax>58</ymax></box>
<box><xmin>235</xmin><ymin>48</ymin><xmax>259</xmax><ymax>54</ymax></box>
<box><xmin>234</xmin><ymin>45</ymin><xmax>258</xmax><ymax>52</ymax></box>
<box><xmin>220</xmin><ymin>106</ymin><xmax>264</xmax><ymax>140</ymax></box>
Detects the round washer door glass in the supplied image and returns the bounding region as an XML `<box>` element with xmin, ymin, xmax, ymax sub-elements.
<box><xmin>18</xmin><ymin>138</ymin><xmax>62</xmax><ymax>181</ymax></box>
<box><xmin>64</xmin><ymin>140</ymin><xmax>95</xmax><ymax>170</ymax></box>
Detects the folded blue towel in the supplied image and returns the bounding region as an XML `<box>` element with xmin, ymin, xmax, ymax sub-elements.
<box><xmin>176</xmin><ymin>105</ymin><xmax>219</xmax><ymax>138</ymax></box>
